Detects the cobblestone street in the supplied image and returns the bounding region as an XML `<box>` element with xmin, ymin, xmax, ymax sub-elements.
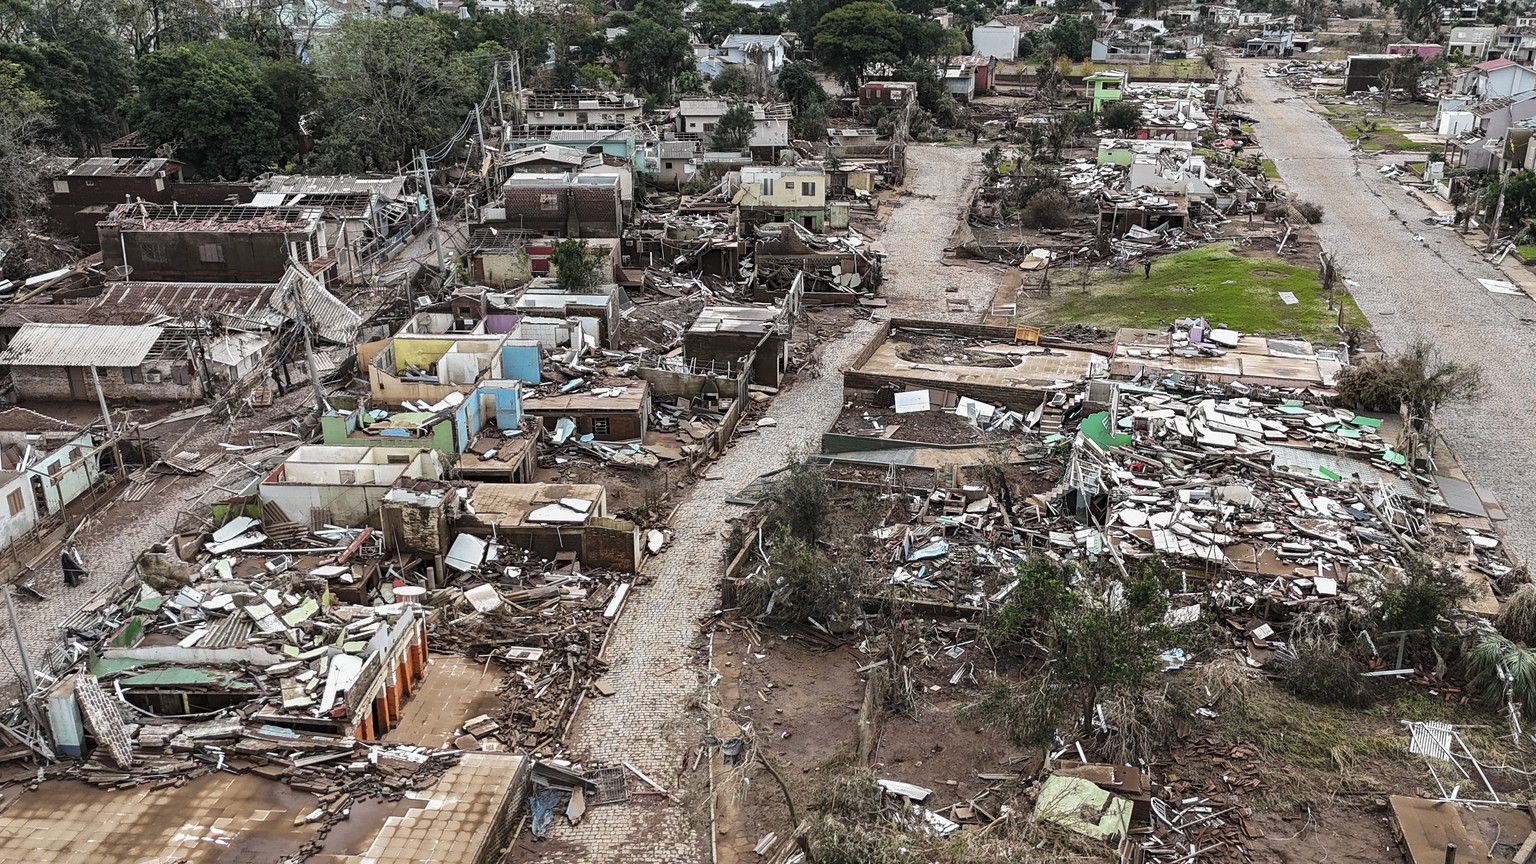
<box><xmin>535</xmin><ymin>144</ymin><xmax>988</xmax><ymax>863</ymax></box>
<box><xmin>1238</xmin><ymin>62</ymin><xmax>1536</xmax><ymax>561</ymax></box>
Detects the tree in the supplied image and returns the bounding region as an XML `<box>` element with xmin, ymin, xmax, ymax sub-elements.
<box><xmin>123</xmin><ymin>41</ymin><xmax>291</xmax><ymax>179</ymax></box>
<box><xmin>712</xmin><ymin>102</ymin><xmax>755</xmax><ymax>150</ymax></box>
<box><xmin>691</xmin><ymin>0</ymin><xmax>773</xmax><ymax>44</ymax></box>
<box><xmin>614</xmin><ymin>17</ymin><xmax>692</xmax><ymax>101</ymax></box>
<box><xmin>1100</xmin><ymin>99</ymin><xmax>1143</xmax><ymax>133</ymax></box>
<box><xmin>310</xmin><ymin>16</ymin><xmax>481</xmax><ymax>173</ymax></box>
<box><xmin>0</xmin><ymin>0</ymin><xmax>134</xmax><ymax>155</ymax></box>
<box><xmin>551</xmin><ymin>239</ymin><xmax>606</xmax><ymax>293</ymax></box>
<box><xmin>1380</xmin><ymin>0</ymin><xmax>1444</xmax><ymax>41</ymax></box>
<box><xmin>576</xmin><ymin>62</ymin><xmax>618</xmax><ymax>89</ymax></box>
<box><xmin>1043</xmin><ymin>15</ymin><xmax>1095</xmax><ymax>62</ymax></box>
<box><xmin>0</xmin><ymin>61</ymin><xmax>48</xmax><ymax>226</ymax></box>
<box><xmin>776</xmin><ymin>61</ymin><xmax>826</xmax><ymax>110</ymax></box>
<box><xmin>813</xmin><ymin>2</ymin><xmax>942</xmax><ymax>92</ymax></box>
<box><xmin>710</xmin><ymin>64</ymin><xmax>751</xmax><ymax>96</ymax></box>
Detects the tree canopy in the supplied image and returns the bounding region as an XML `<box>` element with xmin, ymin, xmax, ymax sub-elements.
<box><xmin>1043</xmin><ymin>16</ymin><xmax>1096</xmax><ymax>62</ymax></box>
<box><xmin>813</xmin><ymin>2</ymin><xmax>943</xmax><ymax>92</ymax></box>
<box><xmin>310</xmin><ymin>15</ymin><xmax>483</xmax><ymax>174</ymax></box>
<box><xmin>123</xmin><ymin>40</ymin><xmax>290</xmax><ymax>179</ymax></box>
<box><xmin>712</xmin><ymin>103</ymin><xmax>755</xmax><ymax>150</ymax></box>
<box><xmin>0</xmin><ymin>61</ymin><xmax>49</xmax><ymax>225</ymax></box>
<box><xmin>614</xmin><ymin>17</ymin><xmax>693</xmax><ymax>102</ymax></box>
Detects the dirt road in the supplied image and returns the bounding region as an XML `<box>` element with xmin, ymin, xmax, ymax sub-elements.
<box><xmin>527</xmin><ymin>144</ymin><xmax>986</xmax><ymax>863</ymax></box>
<box><xmin>1238</xmin><ymin>61</ymin><xmax>1536</xmax><ymax>561</ymax></box>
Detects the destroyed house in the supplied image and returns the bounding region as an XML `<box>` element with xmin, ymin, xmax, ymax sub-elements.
<box><xmin>97</xmin><ymin>203</ymin><xmax>329</xmax><ymax>284</ymax></box>
<box><xmin>1086</xmin><ymin>70</ymin><xmax>1128</xmax><ymax>113</ymax></box>
<box><xmin>94</xmin><ymin>591</ymin><xmax>430</xmax><ymax>740</ymax></box>
<box><xmin>0</xmin><ymin>323</ymin><xmax>205</xmax><ymax>402</ymax></box>
<box><xmin>506</xmin><ymin>279</ymin><xmax>622</xmax><ymax>350</ymax></box>
<box><xmin>497</xmin><ymin>173</ymin><xmax>623</xmax><ymax>238</ymax></box>
<box><xmin>521</xmin><ymin>89</ymin><xmax>644</xmax><ymax>130</ymax></box>
<box><xmin>522</xmin><ymin>381</ymin><xmax>651</xmax><ymax>441</ymax></box>
<box><xmin>859</xmin><ymin>80</ymin><xmax>918</xmax><ymax>107</ymax></box>
<box><xmin>320</xmin><ymin>381</ymin><xmax>527</xmax><ymax>464</ymax></box>
<box><xmin>359</xmin><ymin>334</ymin><xmax>510</xmax><ymax>406</ymax></box>
<box><xmin>1454</xmin><ymin>57</ymin><xmax>1536</xmax><ymax>99</ymax></box>
<box><xmin>249</xmin><ymin>174</ymin><xmax>414</xmax><ymax>283</ymax></box>
<box><xmin>41</xmin><ymin>156</ymin><xmax>257</xmax><ymax>248</ymax></box>
<box><xmin>456</xmin><ymin>483</ymin><xmax>641</xmax><ymax>572</ymax></box>
<box><xmin>684</xmin><ymin>304</ymin><xmax>795</xmax><ymax>388</ymax></box>
<box><xmin>0</xmin><ymin>409</ymin><xmax>103</xmax><ymax>554</ymax></box>
<box><xmin>845</xmin><ymin>320</ymin><xmax>1103</xmax><ymax>411</ymax></box>
<box><xmin>259</xmin><ymin>446</ymin><xmax>445</xmax><ymax>531</ymax></box>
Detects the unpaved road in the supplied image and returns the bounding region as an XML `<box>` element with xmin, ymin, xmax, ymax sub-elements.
<box><xmin>527</xmin><ymin>144</ymin><xmax>986</xmax><ymax>863</ymax></box>
<box><xmin>1238</xmin><ymin>61</ymin><xmax>1536</xmax><ymax>562</ymax></box>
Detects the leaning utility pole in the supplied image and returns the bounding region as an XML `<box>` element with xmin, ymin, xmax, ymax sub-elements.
<box><xmin>1487</xmin><ymin>173</ymin><xmax>1509</xmax><ymax>254</ymax></box>
<box><xmin>418</xmin><ymin>150</ymin><xmax>448</xmax><ymax>275</ymax></box>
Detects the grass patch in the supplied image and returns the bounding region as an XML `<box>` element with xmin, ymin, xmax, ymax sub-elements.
<box><xmin>1086</xmin><ymin>58</ymin><xmax>1213</xmax><ymax>80</ymax></box>
<box><xmin>1516</xmin><ymin>246</ymin><xmax>1536</xmax><ymax>263</ymax></box>
<box><xmin>1216</xmin><ymin>679</ymin><xmax>1420</xmax><ymax>810</ymax></box>
<box><xmin>1037</xmin><ymin>243</ymin><xmax>1368</xmax><ymax>343</ymax></box>
<box><xmin>1260</xmin><ymin>158</ymin><xmax>1280</xmax><ymax>180</ymax></box>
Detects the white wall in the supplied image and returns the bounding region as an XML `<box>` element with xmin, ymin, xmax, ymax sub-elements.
<box><xmin>0</xmin><ymin>474</ymin><xmax>38</xmax><ymax>552</ymax></box>
<box><xmin>972</xmin><ymin>25</ymin><xmax>1019</xmax><ymax>61</ymax></box>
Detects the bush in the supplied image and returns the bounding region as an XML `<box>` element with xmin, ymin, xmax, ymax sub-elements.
<box><xmin>1276</xmin><ymin>644</ymin><xmax>1378</xmax><ymax>708</ymax></box>
<box><xmin>1497</xmin><ymin>582</ymin><xmax>1536</xmax><ymax>646</ymax></box>
<box><xmin>1466</xmin><ymin>632</ymin><xmax>1536</xmax><ymax>719</ymax></box>
<box><xmin>1335</xmin><ymin>339</ymin><xmax>1487</xmax><ymax>419</ymax></box>
<box><xmin>1018</xmin><ymin>189</ymin><xmax>1074</xmax><ymax>228</ymax></box>
<box><xmin>1372</xmin><ymin>556</ymin><xmax>1474</xmax><ymax>633</ymax></box>
<box><xmin>1293</xmin><ymin>199</ymin><xmax>1325</xmax><ymax>224</ymax></box>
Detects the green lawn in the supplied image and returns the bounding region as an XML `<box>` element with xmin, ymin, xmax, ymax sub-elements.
<box><xmin>1086</xmin><ymin>59</ymin><xmax>1214</xmax><ymax>80</ymax></box>
<box><xmin>1039</xmin><ymin>243</ymin><xmax>1368</xmax><ymax>343</ymax></box>
<box><xmin>1260</xmin><ymin>158</ymin><xmax>1280</xmax><ymax>180</ymax></box>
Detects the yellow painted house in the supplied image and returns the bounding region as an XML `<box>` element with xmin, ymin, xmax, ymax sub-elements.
<box><xmin>732</xmin><ymin>166</ymin><xmax>828</xmax><ymax>230</ymax></box>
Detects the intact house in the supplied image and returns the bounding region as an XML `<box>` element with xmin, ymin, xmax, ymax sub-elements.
<box><xmin>0</xmin><ymin>408</ymin><xmax>105</xmax><ymax>554</ymax></box>
<box><xmin>1454</xmin><ymin>58</ymin><xmax>1536</xmax><ymax>100</ymax></box>
<box><xmin>683</xmin><ymin>303</ymin><xmax>795</xmax><ymax>388</ymax></box>
<box><xmin>489</xmin><ymin>173</ymin><xmax>623</xmax><ymax>239</ymax></box>
<box><xmin>522</xmin><ymin>381</ymin><xmax>652</xmax><ymax>442</ymax></box>
<box><xmin>1449</xmin><ymin>25</ymin><xmax>1498</xmax><ymax>60</ymax></box>
<box><xmin>97</xmin><ymin>203</ymin><xmax>333</xmax><ymax>285</ymax></box>
<box><xmin>1086</xmin><ymin>70</ymin><xmax>1128</xmax><ymax>113</ymax></box>
<box><xmin>732</xmin><ymin>166</ymin><xmax>828</xmax><ymax>231</ymax></box>
<box><xmin>0</xmin><ymin>323</ymin><xmax>205</xmax><ymax>403</ymax></box>
<box><xmin>858</xmin><ymin>81</ymin><xmax>919</xmax><ymax>109</ymax></box>
<box><xmin>258</xmin><ymin>445</ymin><xmax>445</xmax><ymax>530</ymax></box>
<box><xmin>972</xmin><ymin>14</ymin><xmax>1046</xmax><ymax>61</ymax></box>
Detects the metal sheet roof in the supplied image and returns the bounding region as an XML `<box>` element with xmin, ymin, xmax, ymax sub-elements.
<box><xmin>0</xmin><ymin>323</ymin><xmax>164</xmax><ymax>367</ymax></box>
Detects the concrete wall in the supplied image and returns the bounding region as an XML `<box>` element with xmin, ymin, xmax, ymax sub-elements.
<box><xmin>973</xmin><ymin>24</ymin><xmax>1019</xmax><ymax>61</ymax></box>
<box><xmin>0</xmin><ymin>472</ymin><xmax>39</xmax><ymax>553</ymax></box>
<box><xmin>11</xmin><ymin>363</ymin><xmax>203</xmax><ymax>403</ymax></box>
<box><xmin>98</xmin><ymin>225</ymin><xmax>315</xmax><ymax>282</ymax></box>
<box><xmin>500</xmin><ymin>342</ymin><xmax>542</xmax><ymax>383</ymax></box>
<box><xmin>473</xmin><ymin>249</ymin><xmax>534</xmax><ymax>287</ymax></box>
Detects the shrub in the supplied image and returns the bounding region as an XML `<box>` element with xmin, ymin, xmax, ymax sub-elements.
<box><xmin>1335</xmin><ymin>339</ymin><xmax>1487</xmax><ymax>420</ymax></box>
<box><xmin>1497</xmin><ymin>583</ymin><xmax>1536</xmax><ymax>646</ymax></box>
<box><xmin>1466</xmin><ymin>632</ymin><xmax>1536</xmax><ymax>719</ymax></box>
<box><xmin>1276</xmin><ymin>644</ymin><xmax>1378</xmax><ymax>708</ymax></box>
<box><xmin>1372</xmin><ymin>556</ymin><xmax>1474</xmax><ymax>633</ymax></box>
<box><xmin>1293</xmin><ymin>199</ymin><xmax>1325</xmax><ymax>224</ymax></box>
<box><xmin>1018</xmin><ymin>189</ymin><xmax>1074</xmax><ymax>228</ymax></box>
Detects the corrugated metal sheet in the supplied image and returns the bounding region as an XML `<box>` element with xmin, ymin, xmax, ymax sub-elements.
<box><xmin>0</xmin><ymin>323</ymin><xmax>163</xmax><ymax>367</ymax></box>
<box><xmin>270</xmin><ymin>269</ymin><xmax>362</xmax><ymax>345</ymax></box>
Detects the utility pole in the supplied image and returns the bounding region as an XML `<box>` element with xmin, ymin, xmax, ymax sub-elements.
<box><xmin>3</xmin><ymin>587</ymin><xmax>35</xmax><ymax>697</ymax></box>
<box><xmin>287</xmin><ymin>269</ymin><xmax>329</xmax><ymax>422</ymax></box>
<box><xmin>1487</xmin><ymin>172</ymin><xmax>1509</xmax><ymax>253</ymax></box>
<box><xmin>418</xmin><ymin>150</ymin><xmax>448</xmax><ymax>275</ymax></box>
<box><xmin>87</xmin><ymin>367</ymin><xmax>112</xmax><ymax>433</ymax></box>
